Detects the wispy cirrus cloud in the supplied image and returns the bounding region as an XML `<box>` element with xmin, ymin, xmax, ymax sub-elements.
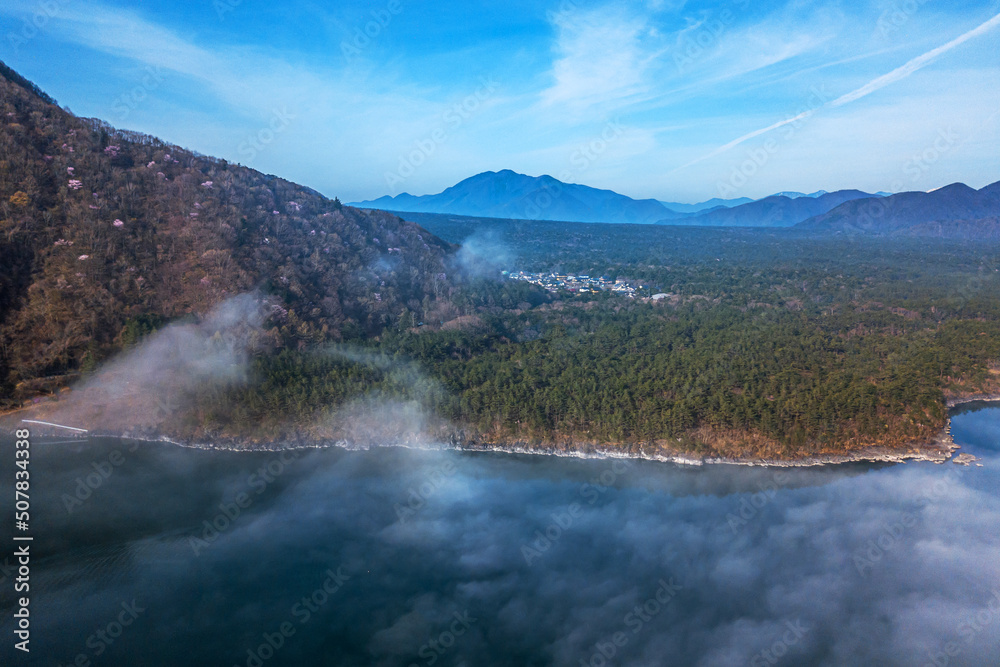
<box><xmin>538</xmin><ymin>6</ymin><xmax>658</xmax><ymax>116</ymax></box>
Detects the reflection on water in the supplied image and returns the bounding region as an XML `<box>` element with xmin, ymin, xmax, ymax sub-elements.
<box><xmin>1</xmin><ymin>408</ymin><xmax>999</xmax><ymax>666</ymax></box>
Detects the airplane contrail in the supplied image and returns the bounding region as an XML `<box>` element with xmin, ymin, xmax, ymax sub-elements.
<box><xmin>21</xmin><ymin>419</ymin><xmax>89</xmax><ymax>433</ymax></box>
<box><xmin>830</xmin><ymin>11</ymin><xmax>1000</xmax><ymax>107</ymax></box>
<box><xmin>675</xmin><ymin>110</ymin><xmax>815</xmax><ymax>170</ymax></box>
<box><xmin>674</xmin><ymin>11</ymin><xmax>1000</xmax><ymax>171</ymax></box>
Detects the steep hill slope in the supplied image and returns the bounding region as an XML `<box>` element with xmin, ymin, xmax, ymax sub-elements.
<box><xmin>0</xmin><ymin>61</ymin><xmax>454</xmax><ymax>404</ymax></box>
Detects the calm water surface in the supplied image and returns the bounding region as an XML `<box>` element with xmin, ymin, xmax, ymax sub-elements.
<box><xmin>1</xmin><ymin>406</ymin><xmax>999</xmax><ymax>666</ymax></box>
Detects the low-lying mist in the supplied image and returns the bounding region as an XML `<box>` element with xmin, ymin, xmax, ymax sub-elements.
<box><xmin>26</xmin><ymin>293</ymin><xmax>269</xmax><ymax>434</ymax></box>
<box><xmin>4</xmin><ymin>407</ymin><xmax>998</xmax><ymax>666</ymax></box>
<box><xmin>312</xmin><ymin>345</ymin><xmax>454</xmax><ymax>448</ymax></box>
<box><xmin>452</xmin><ymin>230</ymin><xmax>515</xmax><ymax>279</ymax></box>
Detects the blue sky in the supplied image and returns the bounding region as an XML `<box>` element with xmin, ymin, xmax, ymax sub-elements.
<box><xmin>2</xmin><ymin>0</ymin><xmax>998</xmax><ymax>203</ymax></box>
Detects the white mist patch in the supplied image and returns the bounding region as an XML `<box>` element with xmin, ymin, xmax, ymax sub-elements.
<box><xmin>320</xmin><ymin>398</ymin><xmax>441</xmax><ymax>448</ymax></box>
<box><xmin>453</xmin><ymin>231</ymin><xmax>514</xmax><ymax>279</ymax></box>
<box><xmin>34</xmin><ymin>293</ymin><xmax>269</xmax><ymax>433</ymax></box>
<box><xmin>313</xmin><ymin>346</ymin><xmax>452</xmax><ymax>447</ymax></box>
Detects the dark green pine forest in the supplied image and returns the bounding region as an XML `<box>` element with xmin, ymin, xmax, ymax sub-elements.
<box><xmin>196</xmin><ymin>220</ymin><xmax>1000</xmax><ymax>458</ymax></box>
<box><xmin>2</xmin><ymin>63</ymin><xmax>999</xmax><ymax>459</ymax></box>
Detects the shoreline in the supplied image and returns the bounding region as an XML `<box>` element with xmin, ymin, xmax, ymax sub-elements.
<box><xmin>6</xmin><ymin>396</ymin><xmax>999</xmax><ymax>469</ymax></box>
<box><xmin>3</xmin><ymin>419</ymin><xmax>967</xmax><ymax>470</ymax></box>
<box><xmin>946</xmin><ymin>394</ymin><xmax>1000</xmax><ymax>409</ymax></box>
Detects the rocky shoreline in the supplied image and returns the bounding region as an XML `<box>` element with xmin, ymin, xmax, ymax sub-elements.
<box><xmin>4</xmin><ymin>418</ymin><xmax>964</xmax><ymax>469</ymax></box>
<box><xmin>6</xmin><ymin>396</ymin><xmax>999</xmax><ymax>468</ymax></box>
<box><xmin>946</xmin><ymin>394</ymin><xmax>1000</xmax><ymax>408</ymax></box>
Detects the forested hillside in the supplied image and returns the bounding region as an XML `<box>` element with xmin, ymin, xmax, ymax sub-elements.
<box><xmin>3</xmin><ymin>63</ymin><xmax>999</xmax><ymax>462</ymax></box>
<box><xmin>0</xmin><ymin>61</ymin><xmax>456</xmax><ymax>404</ymax></box>
<box><xmin>174</xmin><ymin>215</ymin><xmax>1000</xmax><ymax>459</ymax></box>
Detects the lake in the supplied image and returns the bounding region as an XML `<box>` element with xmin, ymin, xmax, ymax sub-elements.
<box><xmin>2</xmin><ymin>406</ymin><xmax>999</xmax><ymax>666</ymax></box>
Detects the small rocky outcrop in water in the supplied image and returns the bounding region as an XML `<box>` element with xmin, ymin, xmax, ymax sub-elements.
<box><xmin>952</xmin><ymin>453</ymin><xmax>982</xmax><ymax>466</ymax></box>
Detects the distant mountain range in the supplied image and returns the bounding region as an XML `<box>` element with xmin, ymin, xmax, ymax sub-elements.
<box><xmin>352</xmin><ymin>171</ymin><xmax>890</xmax><ymax>227</ymax></box>
<box><xmin>352</xmin><ymin>170</ymin><xmax>670</xmax><ymax>224</ymax></box>
<box><xmin>771</xmin><ymin>190</ymin><xmax>828</xmax><ymax>199</ymax></box>
<box><xmin>656</xmin><ymin>196</ymin><xmax>752</xmax><ymax>214</ymax></box>
<box><xmin>669</xmin><ymin>190</ymin><xmax>880</xmax><ymax>227</ymax></box>
<box><xmin>353</xmin><ymin>170</ymin><xmax>1000</xmax><ymax>234</ymax></box>
<box><xmin>798</xmin><ymin>181</ymin><xmax>1000</xmax><ymax>235</ymax></box>
<box><xmin>350</xmin><ymin>171</ymin><xmax>804</xmax><ymax>225</ymax></box>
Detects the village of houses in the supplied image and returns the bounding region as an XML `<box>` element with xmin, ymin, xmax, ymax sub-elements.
<box><xmin>504</xmin><ymin>270</ymin><xmax>673</xmax><ymax>302</ymax></box>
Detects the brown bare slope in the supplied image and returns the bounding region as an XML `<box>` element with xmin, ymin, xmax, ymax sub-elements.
<box><xmin>0</xmin><ymin>61</ymin><xmax>454</xmax><ymax>405</ymax></box>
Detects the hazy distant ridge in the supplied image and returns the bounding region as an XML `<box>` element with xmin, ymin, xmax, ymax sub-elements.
<box><xmin>353</xmin><ymin>170</ymin><xmax>899</xmax><ymax>227</ymax></box>
<box><xmin>352</xmin><ymin>170</ymin><xmax>752</xmax><ymax>225</ymax></box>
<box><xmin>798</xmin><ymin>181</ymin><xmax>1000</xmax><ymax>233</ymax></box>
<box><xmin>668</xmin><ymin>190</ymin><xmax>881</xmax><ymax>227</ymax></box>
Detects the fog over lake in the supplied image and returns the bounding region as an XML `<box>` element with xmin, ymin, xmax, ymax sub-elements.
<box><xmin>2</xmin><ymin>406</ymin><xmax>999</xmax><ymax>666</ymax></box>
